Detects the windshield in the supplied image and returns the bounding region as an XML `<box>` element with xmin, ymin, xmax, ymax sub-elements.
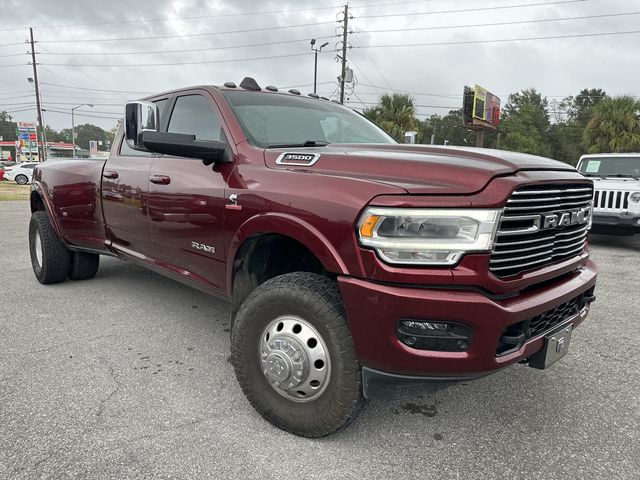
<box><xmin>222</xmin><ymin>91</ymin><xmax>396</xmax><ymax>148</ymax></box>
<box><xmin>578</xmin><ymin>156</ymin><xmax>640</xmax><ymax>177</ymax></box>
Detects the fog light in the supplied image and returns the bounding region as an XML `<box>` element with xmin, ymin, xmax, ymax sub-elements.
<box><xmin>397</xmin><ymin>320</ymin><xmax>473</xmax><ymax>352</ymax></box>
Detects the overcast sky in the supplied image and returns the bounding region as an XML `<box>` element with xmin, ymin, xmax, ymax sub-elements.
<box><xmin>0</xmin><ymin>0</ymin><xmax>638</xmax><ymax>132</ymax></box>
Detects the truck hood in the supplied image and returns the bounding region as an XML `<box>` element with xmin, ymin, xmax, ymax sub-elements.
<box><xmin>264</xmin><ymin>144</ymin><xmax>575</xmax><ymax>194</ymax></box>
<box><xmin>590</xmin><ymin>177</ymin><xmax>640</xmax><ymax>191</ymax></box>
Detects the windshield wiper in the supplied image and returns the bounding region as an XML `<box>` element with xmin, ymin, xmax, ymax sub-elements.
<box><xmin>266</xmin><ymin>140</ymin><xmax>330</xmax><ymax>149</ymax></box>
<box><xmin>584</xmin><ymin>173</ymin><xmax>607</xmax><ymax>179</ymax></box>
<box><xmin>605</xmin><ymin>174</ymin><xmax>640</xmax><ymax>180</ymax></box>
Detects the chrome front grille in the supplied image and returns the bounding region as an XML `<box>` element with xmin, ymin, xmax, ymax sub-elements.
<box><xmin>490</xmin><ymin>184</ymin><xmax>593</xmax><ymax>278</ymax></box>
<box><xmin>593</xmin><ymin>190</ymin><xmax>629</xmax><ymax>211</ymax></box>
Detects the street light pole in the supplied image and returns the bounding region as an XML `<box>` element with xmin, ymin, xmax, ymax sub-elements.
<box><xmin>310</xmin><ymin>39</ymin><xmax>330</xmax><ymax>94</ymax></box>
<box><xmin>71</xmin><ymin>104</ymin><xmax>93</xmax><ymax>158</ymax></box>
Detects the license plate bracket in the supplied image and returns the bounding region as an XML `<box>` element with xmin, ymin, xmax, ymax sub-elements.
<box><xmin>528</xmin><ymin>322</ymin><xmax>573</xmax><ymax>369</ymax></box>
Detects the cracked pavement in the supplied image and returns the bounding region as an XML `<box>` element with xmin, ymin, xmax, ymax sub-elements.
<box><xmin>1</xmin><ymin>200</ymin><xmax>639</xmax><ymax>479</ymax></box>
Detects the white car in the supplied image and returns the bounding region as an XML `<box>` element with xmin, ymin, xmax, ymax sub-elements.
<box><xmin>3</xmin><ymin>163</ymin><xmax>38</xmax><ymax>185</ymax></box>
<box><xmin>577</xmin><ymin>153</ymin><xmax>640</xmax><ymax>235</ymax></box>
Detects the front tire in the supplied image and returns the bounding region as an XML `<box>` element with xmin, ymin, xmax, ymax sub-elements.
<box><xmin>15</xmin><ymin>175</ymin><xmax>28</xmax><ymax>185</ymax></box>
<box><xmin>231</xmin><ymin>272</ymin><xmax>364</xmax><ymax>437</ymax></box>
<box><xmin>29</xmin><ymin>211</ymin><xmax>70</xmax><ymax>284</ymax></box>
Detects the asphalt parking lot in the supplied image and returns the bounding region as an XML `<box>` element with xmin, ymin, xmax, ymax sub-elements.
<box><xmin>0</xmin><ymin>200</ymin><xmax>638</xmax><ymax>479</ymax></box>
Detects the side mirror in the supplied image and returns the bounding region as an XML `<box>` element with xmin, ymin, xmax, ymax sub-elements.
<box><xmin>125</xmin><ymin>101</ymin><xmax>159</xmax><ymax>151</ymax></box>
<box><xmin>139</xmin><ymin>131</ymin><xmax>229</xmax><ymax>165</ymax></box>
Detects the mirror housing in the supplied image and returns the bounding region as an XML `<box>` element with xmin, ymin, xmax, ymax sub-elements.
<box><xmin>125</xmin><ymin>101</ymin><xmax>159</xmax><ymax>151</ymax></box>
<box><xmin>139</xmin><ymin>131</ymin><xmax>229</xmax><ymax>164</ymax></box>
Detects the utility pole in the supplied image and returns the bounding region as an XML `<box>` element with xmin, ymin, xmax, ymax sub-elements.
<box><xmin>29</xmin><ymin>28</ymin><xmax>46</xmax><ymax>161</ymax></box>
<box><xmin>339</xmin><ymin>4</ymin><xmax>349</xmax><ymax>105</ymax></box>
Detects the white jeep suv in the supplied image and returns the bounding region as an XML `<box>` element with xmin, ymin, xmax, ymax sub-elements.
<box><xmin>577</xmin><ymin>153</ymin><xmax>640</xmax><ymax>235</ymax></box>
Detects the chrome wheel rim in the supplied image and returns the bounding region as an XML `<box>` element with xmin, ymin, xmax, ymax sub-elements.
<box><xmin>34</xmin><ymin>230</ymin><xmax>43</xmax><ymax>268</ymax></box>
<box><xmin>259</xmin><ymin>315</ymin><xmax>331</xmax><ymax>402</ymax></box>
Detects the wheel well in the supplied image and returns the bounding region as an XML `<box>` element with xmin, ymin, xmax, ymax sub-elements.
<box><xmin>231</xmin><ymin>234</ymin><xmax>327</xmax><ymax>318</ymax></box>
<box><xmin>30</xmin><ymin>191</ymin><xmax>45</xmax><ymax>213</ymax></box>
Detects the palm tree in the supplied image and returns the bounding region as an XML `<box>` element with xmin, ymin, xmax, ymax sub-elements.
<box><xmin>583</xmin><ymin>96</ymin><xmax>640</xmax><ymax>153</ymax></box>
<box><xmin>363</xmin><ymin>93</ymin><xmax>417</xmax><ymax>141</ymax></box>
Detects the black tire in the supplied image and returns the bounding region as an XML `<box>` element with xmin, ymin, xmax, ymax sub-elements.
<box><xmin>69</xmin><ymin>252</ymin><xmax>100</xmax><ymax>280</ymax></box>
<box><xmin>15</xmin><ymin>175</ymin><xmax>28</xmax><ymax>185</ymax></box>
<box><xmin>29</xmin><ymin>211</ymin><xmax>70</xmax><ymax>284</ymax></box>
<box><xmin>231</xmin><ymin>272</ymin><xmax>365</xmax><ymax>437</ymax></box>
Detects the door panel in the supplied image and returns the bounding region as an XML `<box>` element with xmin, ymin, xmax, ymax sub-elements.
<box><xmin>148</xmin><ymin>158</ymin><xmax>229</xmax><ymax>290</ymax></box>
<box><xmin>101</xmin><ymin>136</ymin><xmax>153</xmax><ymax>255</ymax></box>
<box><xmin>146</xmin><ymin>91</ymin><xmax>235</xmax><ymax>291</ymax></box>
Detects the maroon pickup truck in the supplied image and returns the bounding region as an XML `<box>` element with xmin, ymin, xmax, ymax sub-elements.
<box><xmin>29</xmin><ymin>78</ymin><xmax>597</xmax><ymax>437</ymax></box>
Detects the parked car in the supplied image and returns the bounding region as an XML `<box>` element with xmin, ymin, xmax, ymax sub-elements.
<box><xmin>3</xmin><ymin>163</ymin><xmax>38</xmax><ymax>185</ymax></box>
<box><xmin>0</xmin><ymin>161</ymin><xmax>16</xmax><ymax>180</ymax></box>
<box><xmin>577</xmin><ymin>153</ymin><xmax>640</xmax><ymax>235</ymax></box>
<box><xmin>28</xmin><ymin>78</ymin><xmax>597</xmax><ymax>437</ymax></box>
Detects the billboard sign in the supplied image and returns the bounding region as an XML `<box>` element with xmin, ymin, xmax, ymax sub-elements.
<box><xmin>89</xmin><ymin>140</ymin><xmax>98</xmax><ymax>156</ymax></box>
<box><xmin>463</xmin><ymin>85</ymin><xmax>501</xmax><ymax>129</ymax></box>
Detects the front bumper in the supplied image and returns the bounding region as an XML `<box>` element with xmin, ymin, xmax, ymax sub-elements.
<box><xmin>592</xmin><ymin>211</ymin><xmax>640</xmax><ymax>231</ymax></box>
<box><xmin>338</xmin><ymin>260</ymin><xmax>597</xmax><ymax>390</ymax></box>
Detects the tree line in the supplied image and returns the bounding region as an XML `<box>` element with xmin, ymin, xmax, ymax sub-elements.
<box><xmin>363</xmin><ymin>89</ymin><xmax>640</xmax><ymax>165</ymax></box>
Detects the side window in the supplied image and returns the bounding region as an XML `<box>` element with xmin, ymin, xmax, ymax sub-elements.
<box><xmin>168</xmin><ymin>95</ymin><xmax>223</xmax><ymax>141</ymax></box>
<box><xmin>118</xmin><ymin>98</ymin><xmax>168</xmax><ymax>157</ymax></box>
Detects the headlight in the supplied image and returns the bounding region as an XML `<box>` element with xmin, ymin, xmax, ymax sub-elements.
<box><xmin>357</xmin><ymin>207</ymin><xmax>501</xmax><ymax>265</ymax></box>
<box><xmin>629</xmin><ymin>192</ymin><xmax>640</xmax><ymax>203</ymax></box>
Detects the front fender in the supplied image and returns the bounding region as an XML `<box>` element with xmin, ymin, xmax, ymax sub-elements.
<box><xmin>226</xmin><ymin>212</ymin><xmax>351</xmax><ymax>293</ymax></box>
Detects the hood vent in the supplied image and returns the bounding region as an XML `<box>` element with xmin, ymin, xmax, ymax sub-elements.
<box><xmin>275</xmin><ymin>153</ymin><xmax>321</xmax><ymax>167</ymax></box>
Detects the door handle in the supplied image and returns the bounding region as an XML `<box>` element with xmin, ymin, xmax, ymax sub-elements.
<box><xmin>103</xmin><ymin>170</ymin><xmax>119</xmax><ymax>179</ymax></box>
<box><xmin>149</xmin><ymin>175</ymin><xmax>171</xmax><ymax>185</ymax></box>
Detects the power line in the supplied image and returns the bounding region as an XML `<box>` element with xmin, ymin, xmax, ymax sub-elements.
<box><xmin>355</xmin><ymin>11</ymin><xmax>640</xmax><ymax>35</ymax></box>
<box><xmin>353</xmin><ymin>29</ymin><xmax>640</xmax><ymax>49</ymax></box>
<box><xmin>38</xmin><ymin>45</ymin><xmax>132</xmax><ymax>103</ymax></box>
<box><xmin>42</xmin><ymin>35</ymin><xmax>338</xmax><ymax>57</ymax></box>
<box><xmin>348</xmin><ymin>100</ymin><xmax>460</xmax><ymax>109</ymax></box>
<box><xmin>0</xmin><ymin>41</ymin><xmax>27</xmax><ymax>48</ymax></box>
<box><xmin>37</xmin><ymin>21</ymin><xmax>337</xmax><ymax>44</ymax></box>
<box><xmin>3</xmin><ymin>107</ymin><xmax>37</xmax><ymax>114</ymax></box>
<box><xmin>0</xmin><ymin>90</ymin><xmax>32</xmax><ymax>97</ymax></box>
<box><xmin>0</xmin><ymin>94</ymin><xmax>34</xmax><ymax>101</ymax></box>
<box><xmin>41</xmin><ymin>51</ymin><xmax>313</xmax><ymax>68</ymax></box>
<box><xmin>39</xmin><ymin>82</ymin><xmax>152</xmax><ymax>94</ymax></box>
<box><xmin>357</xmin><ymin>0</ymin><xmax>586</xmax><ymax>19</ymax></box>
<box><xmin>0</xmin><ymin>52</ymin><xmax>27</xmax><ymax>58</ymax></box>
<box><xmin>0</xmin><ymin>0</ymin><xmax>440</xmax><ymax>33</ymax></box>
<box><xmin>40</xmin><ymin>92</ymin><xmax>132</xmax><ymax>101</ymax></box>
<box><xmin>43</xmin><ymin>109</ymin><xmax>123</xmax><ymax>120</ymax></box>
<box><xmin>1</xmin><ymin>5</ymin><xmax>340</xmax><ymax>32</ymax></box>
<box><xmin>43</xmin><ymin>107</ymin><xmax>123</xmax><ymax>118</ymax></box>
